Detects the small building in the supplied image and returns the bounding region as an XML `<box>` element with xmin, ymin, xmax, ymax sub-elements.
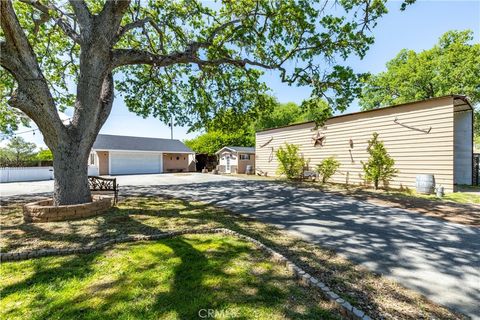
<box><xmin>216</xmin><ymin>146</ymin><xmax>255</xmax><ymax>174</ymax></box>
<box><xmin>88</xmin><ymin>134</ymin><xmax>195</xmax><ymax>175</ymax></box>
<box><xmin>255</xmin><ymin>95</ymin><xmax>474</xmax><ymax>193</ymax></box>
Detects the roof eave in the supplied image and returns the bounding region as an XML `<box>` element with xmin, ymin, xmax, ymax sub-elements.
<box><xmin>255</xmin><ymin>94</ymin><xmax>473</xmax><ymax>134</ymax></box>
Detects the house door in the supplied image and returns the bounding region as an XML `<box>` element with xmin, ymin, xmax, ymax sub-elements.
<box><xmin>226</xmin><ymin>156</ymin><xmax>231</xmax><ymax>173</ymax></box>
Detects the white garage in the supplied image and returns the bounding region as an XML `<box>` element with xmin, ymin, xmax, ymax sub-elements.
<box><xmin>110</xmin><ymin>152</ymin><xmax>162</xmax><ymax>175</ymax></box>
<box><xmin>88</xmin><ymin>134</ymin><xmax>195</xmax><ymax>176</ymax></box>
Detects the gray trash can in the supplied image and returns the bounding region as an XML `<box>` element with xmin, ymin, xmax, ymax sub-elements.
<box><xmin>416</xmin><ymin>174</ymin><xmax>435</xmax><ymax>194</ymax></box>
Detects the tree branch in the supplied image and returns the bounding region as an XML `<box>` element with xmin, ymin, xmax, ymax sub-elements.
<box><xmin>68</xmin><ymin>0</ymin><xmax>91</xmax><ymax>29</ymax></box>
<box><xmin>115</xmin><ymin>17</ymin><xmax>151</xmax><ymax>42</ymax></box>
<box><xmin>97</xmin><ymin>0</ymin><xmax>131</xmax><ymax>43</ymax></box>
<box><xmin>1</xmin><ymin>0</ymin><xmax>66</xmax><ymax>148</ymax></box>
<box><xmin>1</xmin><ymin>0</ymin><xmax>42</xmax><ymax>81</ymax></box>
<box><xmin>18</xmin><ymin>0</ymin><xmax>81</xmax><ymax>44</ymax></box>
<box><xmin>111</xmin><ymin>48</ymin><xmax>279</xmax><ymax>71</ymax></box>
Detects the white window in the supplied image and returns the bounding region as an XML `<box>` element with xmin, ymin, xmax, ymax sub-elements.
<box><xmin>240</xmin><ymin>154</ymin><xmax>250</xmax><ymax>160</ymax></box>
<box><xmin>89</xmin><ymin>153</ymin><xmax>95</xmax><ymax>165</ymax></box>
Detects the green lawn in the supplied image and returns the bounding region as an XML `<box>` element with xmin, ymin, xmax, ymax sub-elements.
<box><xmin>1</xmin><ymin>197</ymin><xmax>463</xmax><ymax>319</ymax></box>
<box><xmin>0</xmin><ymin>234</ymin><xmax>337</xmax><ymax>320</ymax></box>
<box><xmin>393</xmin><ymin>189</ymin><xmax>480</xmax><ymax>204</ymax></box>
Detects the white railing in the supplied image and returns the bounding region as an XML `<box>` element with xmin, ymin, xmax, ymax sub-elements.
<box><xmin>0</xmin><ymin>167</ymin><xmax>54</xmax><ymax>183</ymax></box>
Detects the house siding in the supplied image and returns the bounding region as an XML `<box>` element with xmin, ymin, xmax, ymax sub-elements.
<box><xmin>163</xmin><ymin>153</ymin><xmax>191</xmax><ymax>172</ymax></box>
<box><xmin>237</xmin><ymin>154</ymin><xmax>255</xmax><ymax>174</ymax></box>
<box><xmin>218</xmin><ymin>151</ymin><xmax>238</xmax><ymax>173</ymax></box>
<box><xmin>96</xmin><ymin>151</ymin><xmax>109</xmax><ymax>175</ymax></box>
<box><xmin>256</xmin><ymin>96</ymin><xmax>456</xmax><ymax>192</ymax></box>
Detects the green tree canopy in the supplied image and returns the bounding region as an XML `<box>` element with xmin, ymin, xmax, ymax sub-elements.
<box><xmin>0</xmin><ymin>0</ymin><xmax>409</xmax><ymax>136</ymax></box>
<box><xmin>254</xmin><ymin>101</ymin><xmax>303</xmax><ymax>131</ymax></box>
<box><xmin>36</xmin><ymin>148</ymin><xmax>53</xmax><ymax>161</ymax></box>
<box><xmin>0</xmin><ymin>0</ymin><xmax>412</xmax><ymax>205</ymax></box>
<box><xmin>186</xmin><ymin>97</ymin><xmax>331</xmax><ymax>155</ymax></box>
<box><xmin>359</xmin><ymin>30</ymin><xmax>480</xmax><ymax>135</ymax></box>
<box><xmin>184</xmin><ymin>129</ymin><xmax>254</xmax><ymax>155</ymax></box>
<box><xmin>254</xmin><ymin>99</ymin><xmax>330</xmax><ymax>131</ymax></box>
<box><xmin>0</xmin><ymin>136</ymin><xmax>36</xmax><ymax>163</ymax></box>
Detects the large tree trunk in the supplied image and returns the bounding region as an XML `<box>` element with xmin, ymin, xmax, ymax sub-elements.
<box><xmin>1</xmin><ymin>1</ymin><xmax>122</xmax><ymax>206</ymax></box>
<box><xmin>52</xmin><ymin>143</ymin><xmax>91</xmax><ymax>205</ymax></box>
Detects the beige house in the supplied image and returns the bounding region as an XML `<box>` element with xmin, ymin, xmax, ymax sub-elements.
<box><xmin>255</xmin><ymin>95</ymin><xmax>474</xmax><ymax>193</ymax></box>
<box><xmin>88</xmin><ymin>134</ymin><xmax>195</xmax><ymax>175</ymax></box>
<box><xmin>216</xmin><ymin>146</ymin><xmax>255</xmax><ymax>174</ymax></box>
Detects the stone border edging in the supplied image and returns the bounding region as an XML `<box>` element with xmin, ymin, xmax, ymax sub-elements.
<box><xmin>0</xmin><ymin>228</ymin><xmax>371</xmax><ymax>320</ymax></box>
<box><xmin>23</xmin><ymin>195</ymin><xmax>114</xmax><ymax>223</ymax></box>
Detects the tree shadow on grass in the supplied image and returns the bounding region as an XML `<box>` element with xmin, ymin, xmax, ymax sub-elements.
<box><xmin>1</xmin><ymin>198</ymin><xmax>213</xmax><ymax>252</ymax></box>
<box><xmin>0</xmin><ymin>251</ymin><xmax>102</xmax><ymax>319</ymax></box>
<box><xmin>2</xmin><ymin>192</ymin><xmax>467</xmax><ymax>319</ymax></box>
<box><xmin>1</xmin><ymin>233</ymin><xmax>339</xmax><ymax>319</ymax></box>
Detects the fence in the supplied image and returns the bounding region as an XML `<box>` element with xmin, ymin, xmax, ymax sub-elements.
<box><xmin>0</xmin><ymin>167</ymin><xmax>54</xmax><ymax>183</ymax></box>
<box><xmin>0</xmin><ymin>160</ymin><xmax>53</xmax><ymax>167</ymax></box>
<box><xmin>474</xmin><ymin>154</ymin><xmax>479</xmax><ymax>186</ymax></box>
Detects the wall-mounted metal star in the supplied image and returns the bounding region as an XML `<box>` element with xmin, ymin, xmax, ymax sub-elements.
<box><xmin>312</xmin><ymin>132</ymin><xmax>325</xmax><ymax>147</ymax></box>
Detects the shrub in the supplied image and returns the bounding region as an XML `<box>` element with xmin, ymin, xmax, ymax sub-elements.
<box><xmin>316</xmin><ymin>157</ymin><xmax>340</xmax><ymax>183</ymax></box>
<box><xmin>361</xmin><ymin>132</ymin><xmax>398</xmax><ymax>189</ymax></box>
<box><xmin>276</xmin><ymin>143</ymin><xmax>306</xmax><ymax>180</ymax></box>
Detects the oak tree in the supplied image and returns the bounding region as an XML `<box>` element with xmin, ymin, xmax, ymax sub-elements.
<box><xmin>1</xmin><ymin>0</ymin><xmax>397</xmax><ymax>205</ymax></box>
<box><xmin>360</xmin><ymin>30</ymin><xmax>480</xmax><ymax>136</ymax></box>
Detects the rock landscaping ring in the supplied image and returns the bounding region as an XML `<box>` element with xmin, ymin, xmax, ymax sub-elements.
<box><xmin>23</xmin><ymin>195</ymin><xmax>114</xmax><ymax>223</ymax></box>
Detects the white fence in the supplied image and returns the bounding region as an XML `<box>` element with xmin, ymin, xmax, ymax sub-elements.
<box><xmin>0</xmin><ymin>167</ymin><xmax>54</xmax><ymax>183</ymax></box>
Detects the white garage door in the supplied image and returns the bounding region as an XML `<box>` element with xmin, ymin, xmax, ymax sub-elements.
<box><xmin>110</xmin><ymin>152</ymin><xmax>162</xmax><ymax>175</ymax></box>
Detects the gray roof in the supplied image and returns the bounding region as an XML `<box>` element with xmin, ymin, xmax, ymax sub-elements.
<box><xmin>92</xmin><ymin>134</ymin><xmax>194</xmax><ymax>153</ymax></box>
<box><xmin>216</xmin><ymin>146</ymin><xmax>255</xmax><ymax>154</ymax></box>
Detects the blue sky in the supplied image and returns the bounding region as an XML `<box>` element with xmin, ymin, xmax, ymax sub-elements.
<box><xmin>9</xmin><ymin>0</ymin><xmax>480</xmax><ymax>149</ymax></box>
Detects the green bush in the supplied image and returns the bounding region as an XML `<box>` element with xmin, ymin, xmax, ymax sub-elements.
<box><xmin>36</xmin><ymin>148</ymin><xmax>53</xmax><ymax>161</ymax></box>
<box><xmin>276</xmin><ymin>143</ymin><xmax>306</xmax><ymax>180</ymax></box>
<box><xmin>361</xmin><ymin>132</ymin><xmax>397</xmax><ymax>189</ymax></box>
<box><xmin>316</xmin><ymin>157</ymin><xmax>340</xmax><ymax>183</ymax></box>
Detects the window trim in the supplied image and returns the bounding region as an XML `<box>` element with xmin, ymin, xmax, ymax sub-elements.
<box><xmin>239</xmin><ymin>154</ymin><xmax>251</xmax><ymax>160</ymax></box>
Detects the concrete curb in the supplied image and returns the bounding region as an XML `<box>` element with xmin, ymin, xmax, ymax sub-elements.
<box><xmin>0</xmin><ymin>227</ymin><xmax>371</xmax><ymax>320</ymax></box>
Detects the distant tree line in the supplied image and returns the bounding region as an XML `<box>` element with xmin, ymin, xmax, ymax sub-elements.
<box><xmin>360</xmin><ymin>30</ymin><xmax>479</xmax><ymax>141</ymax></box>
<box><xmin>187</xmin><ymin>30</ymin><xmax>479</xmax><ymax>155</ymax></box>
<box><xmin>0</xmin><ymin>137</ymin><xmax>53</xmax><ymax>167</ymax></box>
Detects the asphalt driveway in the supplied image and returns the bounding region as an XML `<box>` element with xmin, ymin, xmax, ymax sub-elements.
<box><xmin>0</xmin><ymin>173</ymin><xmax>239</xmax><ymax>200</ymax></box>
<box><xmin>1</xmin><ymin>174</ymin><xmax>479</xmax><ymax>317</ymax></box>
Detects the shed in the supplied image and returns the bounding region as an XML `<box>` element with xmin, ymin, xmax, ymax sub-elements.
<box><xmin>255</xmin><ymin>95</ymin><xmax>474</xmax><ymax>193</ymax></box>
<box><xmin>216</xmin><ymin>146</ymin><xmax>255</xmax><ymax>174</ymax></box>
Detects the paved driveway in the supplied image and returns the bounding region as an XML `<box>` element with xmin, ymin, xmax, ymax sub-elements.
<box><xmin>1</xmin><ymin>174</ymin><xmax>479</xmax><ymax>317</ymax></box>
<box><xmin>0</xmin><ymin>173</ymin><xmax>239</xmax><ymax>200</ymax></box>
<box><xmin>121</xmin><ymin>179</ymin><xmax>479</xmax><ymax>318</ymax></box>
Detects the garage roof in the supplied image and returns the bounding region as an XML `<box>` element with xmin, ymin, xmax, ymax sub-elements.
<box><xmin>92</xmin><ymin>134</ymin><xmax>194</xmax><ymax>153</ymax></box>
